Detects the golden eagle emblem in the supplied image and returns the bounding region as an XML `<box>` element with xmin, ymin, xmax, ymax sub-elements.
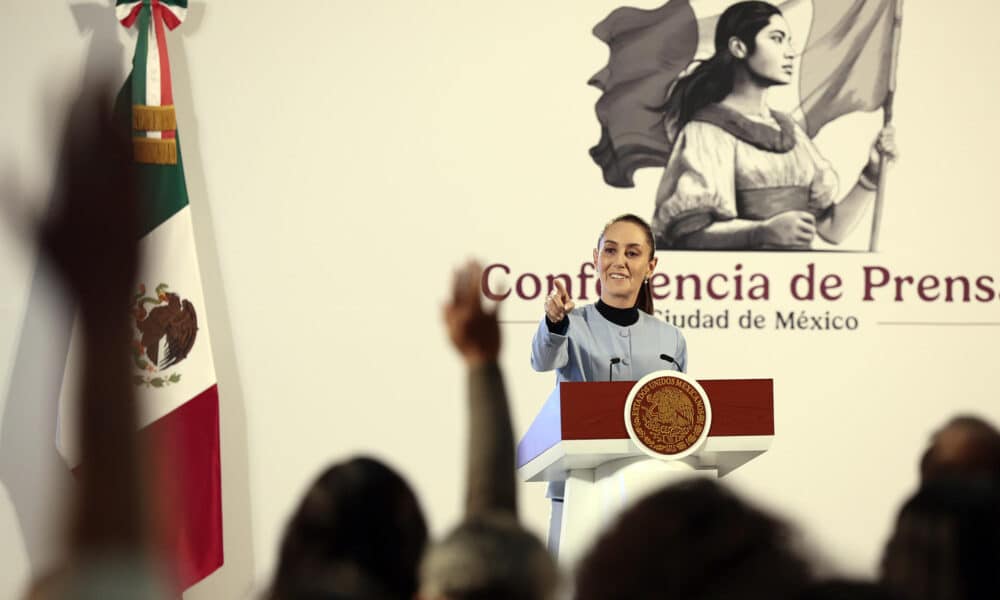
<box><xmin>644</xmin><ymin>387</ymin><xmax>695</xmax><ymax>445</ymax></box>
<box><xmin>627</xmin><ymin>374</ymin><xmax>708</xmax><ymax>457</ymax></box>
<box><xmin>130</xmin><ymin>283</ymin><xmax>198</xmax><ymax>388</ymax></box>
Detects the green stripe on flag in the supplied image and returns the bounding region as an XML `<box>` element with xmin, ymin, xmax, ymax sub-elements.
<box><xmin>115</xmin><ymin>76</ymin><xmax>191</xmax><ymax>237</ymax></box>
<box><xmin>136</xmin><ymin>141</ymin><xmax>191</xmax><ymax>236</ymax></box>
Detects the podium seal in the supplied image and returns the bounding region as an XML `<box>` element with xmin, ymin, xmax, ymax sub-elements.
<box><xmin>624</xmin><ymin>371</ymin><xmax>712</xmax><ymax>460</ymax></box>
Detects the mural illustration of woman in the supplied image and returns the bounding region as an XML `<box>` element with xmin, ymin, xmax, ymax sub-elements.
<box><xmin>589</xmin><ymin>1</ymin><xmax>901</xmax><ymax>251</ymax></box>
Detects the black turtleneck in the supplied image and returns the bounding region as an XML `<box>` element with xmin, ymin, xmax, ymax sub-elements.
<box><xmin>546</xmin><ymin>299</ymin><xmax>639</xmax><ymax>334</ymax></box>
<box><xmin>595</xmin><ymin>299</ymin><xmax>639</xmax><ymax>326</ymax></box>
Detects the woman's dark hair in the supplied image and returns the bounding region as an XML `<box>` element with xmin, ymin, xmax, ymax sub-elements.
<box><xmin>598</xmin><ymin>214</ymin><xmax>656</xmax><ymax>315</ymax></box>
<box><xmin>661</xmin><ymin>1</ymin><xmax>782</xmax><ymax>132</ymax></box>
<box><xmin>881</xmin><ymin>479</ymin><xmax>1000</xmax><ymax>600</ymax></box>
<box><xmin>576</xmin><ymin>478</ymin><xmax>812</xmax><ymax>600</ymax></box>
<box><xmin>269</xmin><ymin>457</ymin><xmax>428</xmax><ymax>600</ymax></box>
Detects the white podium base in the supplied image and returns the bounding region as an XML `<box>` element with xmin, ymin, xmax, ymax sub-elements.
<box><xmin>555</xmin><ymin>457</ymin><xmax>718</xmax><ymax>569</ymax></box>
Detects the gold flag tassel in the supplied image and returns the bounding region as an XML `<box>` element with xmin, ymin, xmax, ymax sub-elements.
<box><xmin>133</xmin><ymin>104</ymin><xmax>177</xmax><ymax>131</ymax></box>
<box><xmin>132</xmin><ymin>105</ymin><xmax>179</xmax><ymax>165</ymax></box>
<box><xmin>133</xmin><ymin>137</ymin><xmax>178</xmax><ymax>165</ymax></box>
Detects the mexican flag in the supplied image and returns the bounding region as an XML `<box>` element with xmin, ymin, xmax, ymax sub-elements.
<box><xmin>589</xmin><ymin>0</ymin><xmax>900</xmax><ymax>187</ymax></box>
<box><xmin>56</xmin><ymin>0</ymin><xmax>223</xmax><ymax>591</ymax></box>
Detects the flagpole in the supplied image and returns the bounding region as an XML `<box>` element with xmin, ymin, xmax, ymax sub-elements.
<box><xmin>869</xmin><ymin>0</ymin><xmax>904</xmax><ymax>252</ymax></box>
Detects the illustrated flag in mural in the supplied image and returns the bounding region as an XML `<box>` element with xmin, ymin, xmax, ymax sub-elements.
<box><xmin>57</xmin><ymin>0</ymin><xmax>223</xmax><ymax>591</ymax></box>
<box><xmin>589</xmin><ymin>0</ymin><xmax>899</xmax><ymax>187</ymax></box>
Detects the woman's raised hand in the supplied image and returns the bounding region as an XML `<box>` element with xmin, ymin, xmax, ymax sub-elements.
<box><xmin>865</xmin><ymin>124</ymin><xmax>898</xmax><ymax>179</ymax></box>
<box><xmin>544</xmin><ymin>279</ymin><xmax>575</xmax><ymax>323</ymax></box>
<box><xmin>756</xmin><ymin>211</ymin><xmax>816</xmax><ymax>247</ymax></box>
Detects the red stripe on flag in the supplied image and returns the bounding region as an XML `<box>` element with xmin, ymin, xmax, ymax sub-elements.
<box><xmin>152</xmin><ymin>0</ymin><xmax>177</xmax><ymax>139</ymax></box>
<box><xmin>144</xmin><ymin>384</ymin><xmax>224</xmax><ymax>590</ymax></box>
<box><xmin>120</xmin><ymin>4</ymin><xmax>143</xmax><ymax>28</ymax></box>
<box><xmin>161</xmin><ymin>6</ymin><xmax>183</xmax><ymax>30</ymax></box>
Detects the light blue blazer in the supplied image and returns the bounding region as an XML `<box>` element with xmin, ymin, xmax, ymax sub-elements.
<box><xmin>530</xmin><ymin>303</ymin><xmax>687</xmax><ymax>383</ymax></box>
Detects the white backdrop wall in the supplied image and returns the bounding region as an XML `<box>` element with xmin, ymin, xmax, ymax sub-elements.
<box><xmin>1</xmin><ymin>1</ymin><xmax>999</xmax><ymax>598</ymax></box>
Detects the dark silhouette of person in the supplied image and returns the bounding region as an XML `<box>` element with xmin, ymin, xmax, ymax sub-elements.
<box><xmin>575</xmin><ymin>477</ymin><xmax>812</xmax><ymax>600</ymax></box>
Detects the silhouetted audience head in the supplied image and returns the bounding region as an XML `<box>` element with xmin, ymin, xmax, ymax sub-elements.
<box><xmin>919</xmin><ymin>416</ymin><xmax>1000</xmax><ymax>483</ymax></box>
<box><xmin>881</xmin><ymin>478</ymin><xmax>1000</xmax><ymax>600</ymax></box>
<box><xmin>575</xmin><ymin>478</ymin><xmax>812</xmax><ymax>600</ymax></box>
<box><xmin>418</xmin><ymin>513</ymin><xmax>557</xmax><ymax>600</ymax></box>
<box><xmin>798</xmin><ymin>579</ymin><xmax>900</xmax><ymax>600</ymax></box>
<box><xmin>269</xmin><ymin>457</ymin><xmax>428</xmax><ymax>600</ymax></box>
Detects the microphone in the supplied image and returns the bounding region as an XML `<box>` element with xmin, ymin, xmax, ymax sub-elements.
<box><xmin>660</xmin><ymin>354</ymin><xmax>680</xmax><ymax>370</ymax></box>
<box><xmin>609</xmin><ymin>357</ymin><xmax>621</xmax><ymax>381</ymax></box>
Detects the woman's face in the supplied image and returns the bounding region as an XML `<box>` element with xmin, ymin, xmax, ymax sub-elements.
<box><xmin>593</xmin><ymin>221</ymin><xmax>657</xmax><ymax>308</ymax></box>
<box><xmin>746</xmin><ymin>14</ymin><xmax>796</xmax><ymax>85</ymax></box>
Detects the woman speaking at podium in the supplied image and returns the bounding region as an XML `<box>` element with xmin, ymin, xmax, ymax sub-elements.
<box><xmin>530</xmin><ymin>214</ymin><xmax>688</xmax><ymax>551</ymax></box>
<box><xmin>531</xmin><ymin>214</ymin><xmax>687</xmax><ymax>383</ymax></box>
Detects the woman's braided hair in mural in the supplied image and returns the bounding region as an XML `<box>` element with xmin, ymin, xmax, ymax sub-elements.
<box><xmin>598</xmin><ymin>214</ymin><xmax>656</xmax><ymax>315</ymax></box>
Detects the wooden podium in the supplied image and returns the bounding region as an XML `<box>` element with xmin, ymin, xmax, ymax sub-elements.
<box><xmin>517</xmin><ymin>378</ymin><xmax>774</xmax><ymax>567</ymax></box>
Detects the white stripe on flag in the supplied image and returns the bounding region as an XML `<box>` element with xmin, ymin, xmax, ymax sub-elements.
<box><xmin>146</xmin><ymin>15</ymin><xmax>162</xmax><ymax>139</ymax></box>
<box><xmin>57</xmin><ymin>206</ymin><xmax>216</xmax><ymax>467</ymax></box>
